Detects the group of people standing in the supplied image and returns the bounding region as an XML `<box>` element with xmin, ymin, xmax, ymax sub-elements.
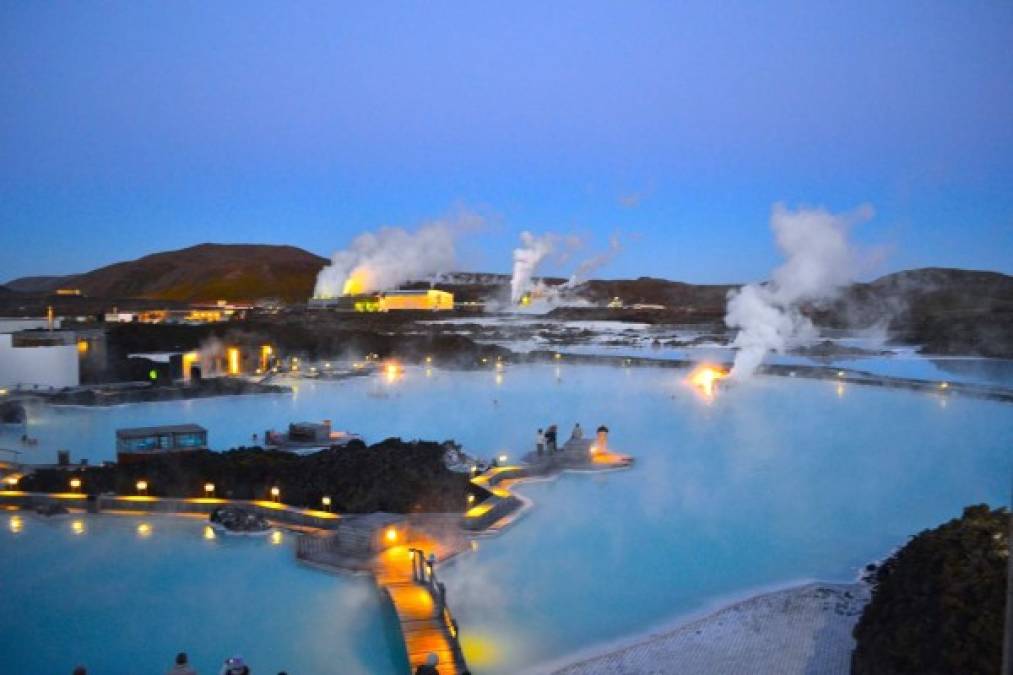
<box><xmin>536</xmin><ymin>422</ymin><xmax>584</xmax><ymax>455</ymax></box>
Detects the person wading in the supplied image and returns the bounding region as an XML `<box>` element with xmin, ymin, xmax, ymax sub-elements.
<box><xmin>168</xmin><ymin>652</ymin><xmax>197</xmax><ymax>675</ymax></box>
<box><xmin>415</xmin><ymin>652</ymin><xmax>440</xmax><ymax>675</ymax></box>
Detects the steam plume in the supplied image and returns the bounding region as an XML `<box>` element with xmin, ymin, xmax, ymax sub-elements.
<box><xmin>567</xmin><ymin>234</ymin><xmax>622</xmax><ymax>287</ymax></box>
<box><xmin>726</xmin><ymin>203</ymin><xmax>874</xmax><ymax>378</ymax></box>
<box><xmin>510</xmin><ymin>231</ymin><xmax>555</xmax><ymax>303</ymax></box>
<box><xmin>314</xmin><ymin>218</ymin><xmax>462</xmax><ymax>298</ymax></box>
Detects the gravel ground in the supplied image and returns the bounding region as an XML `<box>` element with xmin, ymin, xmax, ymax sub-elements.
<box><xmin>551</xmin><ymin>582</ymin><xmax>870</xmax><ymax>675</ymax></box>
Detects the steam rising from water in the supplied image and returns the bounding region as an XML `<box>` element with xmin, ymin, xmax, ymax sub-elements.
<box><xmin>314</xmin><ymin>216</ymin><xmax>471</xmax><ymax>298</ymax></box>
<box><xmin>567</xmin><ymin>235</ymin><xmax>622</xmax><ymax>287</ymax></box>
<box><xmin>510</xmin><ymin>231</ymin><xmax>555</xmax><ymax>303</ymax></box>
<box><xmin>726</xmin><ymin>203</ymin><xmax>874</xmax><ymax>378</ymax></box>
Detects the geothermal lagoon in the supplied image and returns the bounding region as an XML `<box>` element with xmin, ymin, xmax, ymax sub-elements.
<box><xmin>2</xmin><ymin>362</ymin><xmax>1011</xmax><ymax>673</ymax></box>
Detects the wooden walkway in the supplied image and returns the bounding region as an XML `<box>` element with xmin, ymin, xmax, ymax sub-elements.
<box><xmin>375</xmin><ymin>545</ymin><xmax>468</xmax><ymax>674</ymax></box>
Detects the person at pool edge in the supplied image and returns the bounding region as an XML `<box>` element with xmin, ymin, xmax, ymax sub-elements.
<box><xmin>415</xmin><ymin>651</ymin><xmax>439</xmax><ymax>674</ymax></box>
<box><xmin>545</xmin><ymin>424</ymin><xmax>557</xmax><ymax>453</ymax></box>
<box><xmin>168</xmin><ymin>651</ymin><xmax>197</xmax><ymax>675</ymax></box>
<box><xmin>571</xmin><ymin>422</ymin><xmax>583</xmax><ymax>440</ymax></box>
<box><xmin>536</xmin><ymin>428</ymin><xmax>545</xmax><ymax>455</ymax></box>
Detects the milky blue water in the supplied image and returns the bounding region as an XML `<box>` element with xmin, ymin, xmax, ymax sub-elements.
<box><xmin>2</xmin><ymin>364</ymin><xmax>1011</xmax><ymax>674</ymax></box>
<box><xmin>0</xmin><ymin>514</ymin><xmax>406</xmax><ymax>674</ymax></box>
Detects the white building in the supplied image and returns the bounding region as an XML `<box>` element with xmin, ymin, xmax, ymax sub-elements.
<box><xmin>0</xmin><ymin>331</ymin><xmax>80</xmax><ymax>390</ymax></box>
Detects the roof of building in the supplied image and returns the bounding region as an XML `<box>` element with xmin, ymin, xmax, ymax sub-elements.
<box><xmin>116</xmin><ymin>424</ymin><xmax>207</xmax><ymax>439</ymax></box>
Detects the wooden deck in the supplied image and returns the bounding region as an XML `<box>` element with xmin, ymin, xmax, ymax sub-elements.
<box><xmin>376</xmin><ymin>545</ymin><xmax>468</xmax><ymax>674</ymax></box>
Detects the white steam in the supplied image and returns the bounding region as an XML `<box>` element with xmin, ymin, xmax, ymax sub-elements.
<box><xmin>566</xmin><ymin>235</ymin><xmax>622</xmax><ymax>287</ymax></box>
<box><xmin>726</xmin><ymin>203</ymin><xmax>874</xmax><ymax>378</ymax></box>
<box><xmin>510</xmin><ymin>231</ymin><xmax>555</xmax><ymax>303</ymax></box>
<box><xmin>314</xmin><ymin>219</ymin><xmax>461</xmax><ymax>298</ymax></box>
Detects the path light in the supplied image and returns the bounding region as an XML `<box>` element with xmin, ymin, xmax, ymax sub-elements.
<box><xmin>5</xmin><ymin>475</ymin><xmax>19</xmax><ymax>487</ymax></box>
<box><xmin>321</xmin><ymin>495</ymin><xmax>332</xmax><ymax>510</ymax></box>
<box><xmin>69</xmin><ymin>477</ymin><xmax>82</xmax><ymax>493</ymax></box>
<box><xmin>385</xmin><ymin>526</ymin><xmax>398</xmax><ymax>544</ymax></box>
<box><xmin>270</xmin><ymin>486</ymin><xmax>281</xmax><ymax>502</ymax></box>
<box><xmin>939</xmin><ymin>381</ymin><xmax>949</xmax><ymax>390</ymax></box>
<box><xmin>498</xmin><ymin>454</ymin><xmax>508</xmax><ymax>464</ymax></box>
<box><xmin>467</xmin><ymin>495</ymin><xmax>475</xmax><ymax>505</ymax></box>
<box><xmin>135</xmin><ymin>480</ymin><xmax>148</xmax><ymax>495</ymax></box>
<box><xmin>425</xmin><ymin>355</ymin><xmax>433</xmax><ymax>364</ymax></box>
<box><xmin>837</xmin><ymin>370</ymin><xmax>845</xmax><ymax>378</ymax></box>
<box><xmin>204</xmin><ymin>482</ymin><xmax>215</xmax><ymax>496</ymax></box>
<box><xmin>470</xmin><ymin>465</ymin><xmax>478</xmax><ymax>476</ymax></box>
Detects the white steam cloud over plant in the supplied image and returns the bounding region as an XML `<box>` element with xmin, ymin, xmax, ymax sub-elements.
<box><xmin>726</xmin><ymin>203</ymin><xmax>874</xmax><ymax>378</ymax></box>
<box><xmin>510</xmin><ymin>231</ymin><xmax>556</xmax><ymax>303</ymax></box>
<box><xmin>314</xmin><ymin>214</ymin><xmax>479</xmax><ymax>298</ymax></box>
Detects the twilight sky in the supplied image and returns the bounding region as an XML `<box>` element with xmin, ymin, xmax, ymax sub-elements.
<box><xmin>1</xmin><ymin>1</ymin><xmax>1011</xmax><ymax>283</ymax></box>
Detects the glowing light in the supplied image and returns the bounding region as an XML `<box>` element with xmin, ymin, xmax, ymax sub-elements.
<box><xmin>136</xmin><ymin>523</ymin><xmax>152</xmax><ymax>537</ymax></box>
<box><xmin>385</xmin><ymin>527</ymin><xmax>398</xmax><ymax>543</ymax></box>
<box><xmin>270</xmin><ymin>486</ymin><xmax>281</xmax><ymax>501</ymax></box>
<box><xmin>148</xmin><ymin>369</ymin><xmax>158</xmax><ymax>381</ymax></box>
<box><xmin>554</xmin><ymin>353</ymin><xmax>562</xmax><ymax>360</ymax></box>
<box><xmin>939</xmin><ymin>381</ymin><xmax>949</xmax><ymax>390</ymax></box>
<box><xmin>836</xmin><ymin>383</ymin><xmax>845</xmax><ymax>398</ymax></box>
<box><xmin>69</xmin><ymin>477</ymin><xmax>82</xmax><ymax>492</ymax></box>
<box><xmin>687</xmin><ymin>364</ymin><xmax>727</xmax><ymax>401</ymax></box>
<box><xmin>203</xmin><ymin>525</ymin><xmax>216</xmax><ymax>540</ymax></box>
<box><xmin>384</xmin><ymin>362</ymin><xmax>403</xmax><ymax>382</ymax></box>
<box><xmin>497</xmin><ymin>454</ymin><xmax>508</xmax><ymax>464</ymax></box>
<box><xmin>460</xmin><ymin>633</ymin><xmax>503</xmax><ymax>668</ymax></box>
<box><xmin>227</xmin><ymin>347</ymin><xmax>241</xmax><ymax>375</ymax></box>
<box><xmin>77</xmin><ymin>339</ymin><xmax>89</xmax><ymax>353</ymax></box>
<box><xmin>0</xmin><ymin>388</ymin><xmax>7</xmax><ymax>395</ymax></box>
<box><xmin>341</xmin><ymin>270</ymin><xmax>370</xmax><ymax>295</ymax></box>
<box><xmin>204</xmin><ymin>482</ymin><xmax>215</xmax><ymax>495</ymax></box>
<box><xmin>135</xmin><ymin>480</ymin><xmax>148</xmax><ymax>494</ymax></box>
<box><xmin>4</xmin><ymin>476</ymin><xmax>19</xmax><ymax>487</ymax></box>
<box><xmin>425</xmin><ymin>368</ymin><xmax>433</xmax><ymax>378</ymax></box>
<box><xmin>425</xmin><ymin>355</ymin><xmax>433</xmax><ymax>364</ymax></box>
<box><xmin>321</xmin><ymin>495</ymin><xmax>332</xmax><ymax>509</ymax></box>
<box><xmin>467</xmin><ymin>494</ymin><xmax>475</xmax><ymax>504</ymax></box>
<box><xmin>9</xmin><ymin>516</ymin><xmax>22</xmax><ymax>533</ymax></box>
<box><xmin>837</xmin><ymin>370</ymin><xmax>846</xmax><ymax>378</ymax></box>
<box><xmin>270</xmin><ymin>530</ymin><xmax>283</xmax><ymax>545</ymax></box>
<box><xmin>495</xmin><ymin>372</ymin><xmax>504</xmax><ymax>386</ymax></box>
<box><xmin>71</xmin><ymin>520</ymin><xmax>85</xmax><ymax>535</ymax></box>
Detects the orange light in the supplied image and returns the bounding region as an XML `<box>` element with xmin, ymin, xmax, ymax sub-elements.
<box><xmin>270</xmin><ymin>486</ymin><xmax>280</xmax><ymax>501</ymax></box>
<box><xmin>227</xmin><ymin>347</ymin><xmax>241</xmax><ymax>375</ymax></box>
<box><xmin>384</xmin><ymin>362</ymin><xmax>403</xmax><ymax>382</ymax></box>
<box><xmin>687</xmin><ymin>364</ymin><xmax>728</xmax><ymax>401</ymax></box>
<box><xmin>385</xmin><ymin>526</ymin><xmax>397</xmax><ymax>543</ymax></box>
<box><xmin>341</xmin><ymin>269</ymin><xmax>370</xmax><ymax>295</ymax></box>
<box><xmin>77</xmin><ymin>339</ymin><xmax>89</xmax><ymax>353</ymax></box>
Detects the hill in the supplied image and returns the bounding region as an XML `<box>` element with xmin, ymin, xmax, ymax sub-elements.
<box><xmin>4</xmin><ymin>243</ymin><xmax>328</xmax><ymax>303</ymax></box>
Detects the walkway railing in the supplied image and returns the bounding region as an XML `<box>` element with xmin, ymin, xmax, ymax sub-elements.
<box><xmin>408</xmin><ymin>547</ymin><xmax>466</xmax><ymax>669</ymax></box>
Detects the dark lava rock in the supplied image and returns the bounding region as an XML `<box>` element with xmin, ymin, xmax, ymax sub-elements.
<box><xmin>34</xmin><ymin>503</ymin><xmax>69</xmax><ymax>517</ymax></box>
<box><xmin>210</xmin><ymin>506</ymin><xmax>270</xmax><ymax>533</ymax></box>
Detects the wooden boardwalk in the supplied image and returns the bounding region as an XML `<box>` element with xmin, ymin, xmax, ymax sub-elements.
<box><xmin>376</xmin><ymin>545</ymin><xmax>468</xmax><ymax>674</ymax></box>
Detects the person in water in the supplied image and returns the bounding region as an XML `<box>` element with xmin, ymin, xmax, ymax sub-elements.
<box><xmin>168</xmin><ymin>652</ymin><xmax>197</xmax><ymax>675</ymax></box>
<box><xmin>415</xmin><ymin>652</ymin><xmax>440</xmax><ymax>675</ymax></box>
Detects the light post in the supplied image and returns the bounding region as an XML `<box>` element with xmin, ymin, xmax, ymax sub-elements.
<box><xmin>270</xmin><ymin>486</ymin><xmax>281</xmax><ymax>503</ymax></box>
<box><xmin>321</xmin><ymin>495</ymin><xmax>332</xmax><ymax>512</ymax></box>
<box><xmin>69</xmin><ymin>477</ymin><xmax>82</xmax><ymax>493</ymax></box>
<box><xmin>135</xmin><ymin>480</ymin><xmax>148</xmax><ymax>496</ymax></box>
<box><xmin>204</xmin><ymin>482</ymin><xmax>215</xmax><ymax>498</ymax></box>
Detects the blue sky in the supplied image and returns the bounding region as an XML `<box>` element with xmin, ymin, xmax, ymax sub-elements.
<box><xmin>1</xmin><ymin>1</ymin><xmax>1011</xmax><ymax>283</ymax></box>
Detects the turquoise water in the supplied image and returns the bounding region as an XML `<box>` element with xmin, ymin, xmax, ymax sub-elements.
<box><xmin>2</xmin><ymin>364</ymin><xmax>1011</xmax><ymax>673</ymax></box>
<box><xmin>0</xmin><ymin>514</ymin><xmax>406</xmax><ymax>674</ymax></box>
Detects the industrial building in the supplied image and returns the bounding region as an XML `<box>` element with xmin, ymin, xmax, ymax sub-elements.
<box><xmin>309</xmin><ymin>289</ymin><xmax>454</xmax><ymax>312</ymax></box>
